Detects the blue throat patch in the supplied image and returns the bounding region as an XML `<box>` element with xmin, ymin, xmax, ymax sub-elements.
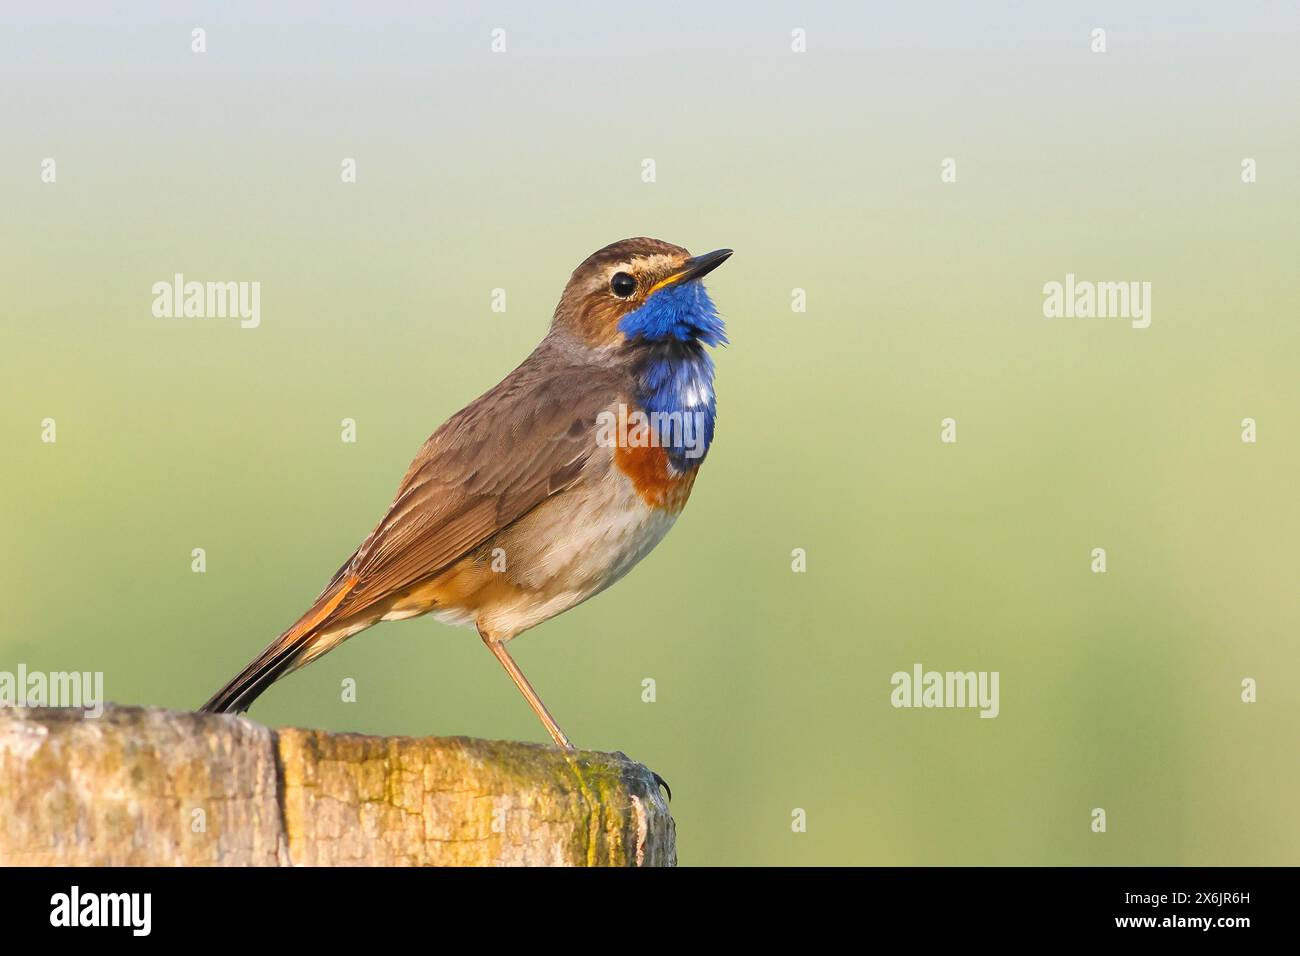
<box><xmin>617</xmin><ymin>280</ymin><xmax>727</xmax><ymax>347</ymax></box>
<box><xmin>619</xmin><ymin>281</ymin><xmax>726</xmax><ymax>471</ymax></box>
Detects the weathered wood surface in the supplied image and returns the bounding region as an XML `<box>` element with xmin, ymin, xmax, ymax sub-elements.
<box><xmin>0</xmin><ymin>705</ymin><xmax>674</xmax><ymax>866</ymax></box>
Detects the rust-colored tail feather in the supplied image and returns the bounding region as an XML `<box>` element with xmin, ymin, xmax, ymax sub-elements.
<box><xmin>199</xmin><ymin>575</ymin><xmax>356</xmax><ymax>714</ymax></box>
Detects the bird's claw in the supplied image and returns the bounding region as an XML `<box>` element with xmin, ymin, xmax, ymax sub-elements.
<box><xmin>651</xmin><ymin>771</ymin><xmax>672</xmax><ymax>802</ymax></box>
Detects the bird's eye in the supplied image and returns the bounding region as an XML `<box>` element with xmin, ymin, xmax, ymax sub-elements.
<box><xmin>610</xmin><ymin>272</ymin><xmax>637</xmax><ymax>298</ymax></box>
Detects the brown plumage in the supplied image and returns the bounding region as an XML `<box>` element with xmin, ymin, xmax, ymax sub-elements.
<box><xmin>199</xmin><ymin>342</ymin><xmax>628</xmax><ymax>715</ymax></box>
<box><xmin>200</xmin><ymin>238</ymin><xmax>731</xmax><ymax>747</ymax></box>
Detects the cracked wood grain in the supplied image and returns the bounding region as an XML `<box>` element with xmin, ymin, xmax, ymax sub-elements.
<box><xmin>0</xmin><ymin>705</ymin><xmax>674</xmax><ymax>867</ymax></box>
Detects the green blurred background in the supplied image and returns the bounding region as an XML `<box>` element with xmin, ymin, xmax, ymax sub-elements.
<box><xmin>2</xmin><ymin>2</ymin><xmax>1297</xmax><ymax>865</ymax></box>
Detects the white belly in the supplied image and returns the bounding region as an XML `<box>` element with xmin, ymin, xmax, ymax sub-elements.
<box><xmin>469</xmin><ymin>466</ymin><xmax>681</xmax><ymax>639</ymax></box>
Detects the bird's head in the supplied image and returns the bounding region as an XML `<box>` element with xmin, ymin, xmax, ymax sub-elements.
<box><xmin>552</xmin><ymin>237</ymin><xmax>731</xmax><ymax>350</ymax></box>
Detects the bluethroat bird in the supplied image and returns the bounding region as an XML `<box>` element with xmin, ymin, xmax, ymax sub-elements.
<box><xmin>201</xmin><ymin>238</ymin><xmax>732</xmax><ymax>748</ymax></box>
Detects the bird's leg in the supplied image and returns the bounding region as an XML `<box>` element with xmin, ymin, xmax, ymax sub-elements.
<box><xmin>479</xmin><ymin>628</ymin><xmax>574</xmax><ymax>749</ymax></box>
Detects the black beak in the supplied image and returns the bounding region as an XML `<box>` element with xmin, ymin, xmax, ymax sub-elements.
<box><xmin>651</xmin><ymin>248</ymin><xmax>733</xmax><ymax>293</ymax></box>
<box><xmin>678</xmin><ymin>248</ymin><xmax>733</xmax><ymax>283</ymax></box>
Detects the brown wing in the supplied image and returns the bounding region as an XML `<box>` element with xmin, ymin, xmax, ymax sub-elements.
<box><xmin>328</xmin><ymin>343</ymin><xmax>625</xmax><ymax>623</ymax></box>
<box><xmin>199</xmin><ymin>343</ymin><xmax>625</xmax><ymax>715</ymax></box>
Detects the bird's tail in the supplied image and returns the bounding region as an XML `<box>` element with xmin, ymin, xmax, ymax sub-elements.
<box><xmin>199</xmin><ymin>574</ymin><xmax>357</xmax><ymax>714</ymax></box>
